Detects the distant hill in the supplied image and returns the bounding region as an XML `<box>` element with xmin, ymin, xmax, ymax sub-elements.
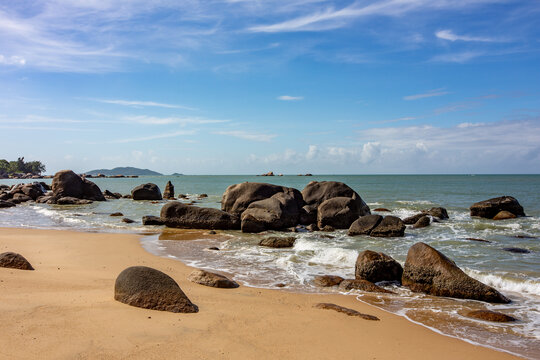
<box><xmin>170</xmin><ymin>173</ymin><xmax>184</xmax><ymax>176</ymax></box>
<box><xmin>85</xmin><ymin>167</ymin><xmax>163</xmax><ymax>176</ymax></box>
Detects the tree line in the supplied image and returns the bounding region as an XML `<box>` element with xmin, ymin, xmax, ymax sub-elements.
<box><xmin>0</xmin><ymin>157</ymin><xmax>46</xmax><ymax>175</ymax></box>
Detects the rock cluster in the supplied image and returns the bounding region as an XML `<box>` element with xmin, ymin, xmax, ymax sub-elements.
<box><xmin>348</xmin><ymin>215</ymin><xmax>405</xmax><ymax>237</ymax></box>
<box><xmin>470</xmin><ymin>196</ymin><xmax>525</xmax><ymax>220</ymax></box>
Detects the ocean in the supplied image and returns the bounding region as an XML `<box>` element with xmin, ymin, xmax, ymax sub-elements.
<box><xmin>1</xmin><ymin>175</ymin><xmax>539</xmax><ymax>359</ymax></box>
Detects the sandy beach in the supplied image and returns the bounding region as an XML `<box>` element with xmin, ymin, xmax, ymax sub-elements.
<box><xmin>0</xmin><ymin>227</ymin><xmax>521</xmax><ymax>360</ymax></box>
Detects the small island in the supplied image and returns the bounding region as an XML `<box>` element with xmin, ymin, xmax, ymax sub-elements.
<box><xmin>84</xmin><ymin>167</ymin><xmax>163</xmax><ymax>177</ymax></box>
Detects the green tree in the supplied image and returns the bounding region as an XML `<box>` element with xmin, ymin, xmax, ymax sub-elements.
<box><xmin>0</xmin><ymin>159</ymin><xmax>8</xmax><ymax>173</ymax></box>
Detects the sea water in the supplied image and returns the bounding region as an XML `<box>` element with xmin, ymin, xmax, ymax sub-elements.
<box><xmin>1</xmin><ymin>175</ymin><xmax>539</xmax><ymax>358</ymax></box>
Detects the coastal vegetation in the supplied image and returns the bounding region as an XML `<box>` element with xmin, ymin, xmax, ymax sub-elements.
<box><xmin>0</xmin><ymin>157</ymin><xmax>46</xmax><ymax>177</ymax></box>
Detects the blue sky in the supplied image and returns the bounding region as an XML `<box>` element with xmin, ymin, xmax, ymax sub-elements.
<box><xmin>1</xmin><ymin>0</ymin><xmax>539</xmax><ymax>174</ymax></box>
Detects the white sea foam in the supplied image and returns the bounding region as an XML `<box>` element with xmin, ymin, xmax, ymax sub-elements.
<box><xmin>465</xmin><ymin>269</ymin><xmax>540</xmax><ymax>296</ymax></box>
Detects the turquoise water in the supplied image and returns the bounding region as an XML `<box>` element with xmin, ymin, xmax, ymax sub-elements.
<box><xmin>1</xmin><ymin>175</ymin><xmax>539</xmax><ymax>358</ymax></box>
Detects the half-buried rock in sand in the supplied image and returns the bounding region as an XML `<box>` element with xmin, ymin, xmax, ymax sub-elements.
<box><xmin>402</xmin><ymin>242</ymin><xmax>510</xmax><ymax>303</ymax></box>
<box><xmin>114</xmin><ymin>266</ymin><xmax>198</xmax><ymax>313</ymax></box>
<box><xmin>0</xmin><ymin>252</ymin><xmax>34</xmax><ymax>270</ymax></box>
<box><xmin>187</xmin><ymin>269</ymin><xmax>239</xmax><ymax>288</ymax></box>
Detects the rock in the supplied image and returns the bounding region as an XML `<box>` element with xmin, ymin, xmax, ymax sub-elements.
<box><xmin>502</xmin><ymin>247</ymin><xmax>530</xmax><ymax>254</ymax></box>
<box><xmin>163</xmin><ymin>181</ymin><xmax>175</xmax><ymax>199</ymax></box>
<box><xmin>187</xmin><ymin>269</ymin><xmax>239</xmax><ymax>288</ymax></box>
<box><xmin>240</xmin><ymin>192</ymin><xmax>301</xmax><ymax>233</ymax></box>
<box><xmin>306</xmin><ymin>223</ymin><xmax>319</xmax><ymax>232</ymax></box>
<box><xmin>36</xmin><ymin>195</ymin><xmax>53</xmax><ymax>204</ymax></box>
<box><xmin>274</xmin><ymin>283</ymin><xmax>287</xmax><ymax>287</ymax></box>
<box><xmin>122</xmin><ymin>218</ymin><xmax>135</xmax><ymax>223</ymax></box>
<box><xmin>493</xmin><ymin>210</ymin><xmax>517</xmax><ymax>220</ymax></box>
<box><xmin>412</xmin><ymin>215</ymin><xmax>431</xmax><ymax>229</ymax></box>
<box><xmin>0</xmin><ymin>200</ymin><xmax>16</xmax><ymax>208</ymax></box>
<box><xmin>402</xmin><ymin>242</ymin><xmax>510</xmax><ymax>303</ymax></box>
<box><xmin>207</xmin><ymin>230</ymin><xmax>217</xmax><ymax>235</ymax></box>
<box><xmin>259</xmin><ymin>236</ymin><xmax>296</xmax><ymax>248</ymax></box>
<box><xmin>12</xmin><ymin>193</ymin><xmax>32</xmax><ymax>202</ymax></box>
<box><xmin>301</xmin><ymin>181</ymin><xmax>370</xmax><ymax>215</ymax></box>
<box><xmin>470</xmin><ymin>196</ymin><xmax>525</xmax><ymax>219</ymax></box>
<box><xmin>199</xmin><ymin>194</ymin><xmax>208</xmax><ymax>198</ymax></box>
<box><xmin>207</xmin><ymin>247</ymin><xmax>219</xmax><ymax>251</ymax></box>
<box><xmin>355</xmin><ymin>250</ymin><xmax>403</xmax><ymax>283</ymax></box>
<box><xmin>123</xmin><ymin>194</ymin><xmax>132</xmax><ymax>199</ymax></box>
<box><xmin>317</xmin><ymin>197</ymin><xmax>367</xmax><ymax>229</ymax></box>
<box><xmin>299</xmin><ymin>205</ymin><xmax>317</xmax><ymax>225</ymax></box>
<box><xmin>161</xmin><ymin>202</ymin><xmax>240</xmax><ymax>230</ymax></box>
<box><xmin>426</xmin><ymin>207</ymin><xmax>449</xmax><ymax>220</ymax></box>
<box><xmin>466</xmin><ymin>310</ymin><xmax>516</xmax><ymax>322</ymax></box>
<box><xmin>465</xmin><ymin>238</ymin><xmax>492</xmax><ymax>243</ymax></box>
<box><xmin>314</xmin><ymin>303</ymin><xmax>379</xmax><ymax>320</ymax></box>
<box><xmin>142</xmin><ymin>215</ymin><xmax>164</xmax><ymax>226</ymax></box>
<box><xmin>0</xmin><ymin>192</ymin><xmax>9</xmax><ymax>201</ymax></box>
<box><xmin>348</xmin><ymin>215</ymin><xmax>383</xmax><ymax>236</ymax></box>
<box><xmin>338</xmin><ymin>279</ymin><xmax>394</xmax><ymax>294</ymax></box>
<box><xmin>131</xmin><ymin>183</ymin><xmax>162</xmax><ymax>200</ymax></box>
<box><xmin>370</xmin><ymin>216</ymin><xmax>405</xmax><ymax>237</ymax></box>
<box><xmin>259</xmin><ymin>171</ymin><xmax>274</xmax><ymax>176</ymax></box>
<box><xmin>321</xmin><ymin>225</ymin><xmax>335</xmax><ymax>232</ymax></box>
<box><xmin>313</xmin><ymin>275</ymin><xmax>344</xmax><ymax>287</ymax></box>
<box><xmin>104</xmin><ymin>190</ymin><xmax>121</xmax><ymax>199</ymax></box>
<box><xmin>56</xmin><ymin>197</ymin><xmax>93</xmax><ymax>205</ymax></box>
<box><xmin>0</xmin><ymin>252</ymin><xmax>34</xmax><ymax>270</ymax></box>
<box><xmin>110</xmin><ymin>212</ymin><xmax>124</xmax><ymax>217</ymax></box>
<box><xmin>221</xmin><ymin>182</ymin><xmax>304</xmax><ymax>216</ymax></box>
<box><xmin>114</xmin><ymin>266</ymin><xmax>198</xmax><ymax>313</ymax></box>
<box><xmin>52</xmin><ymin>170</ymin><xmax>105</xmax><ymax>201</ymax></box>
<box><xmin>402</xmin><ymin>213</ymin><xmax>425</xmax><ymax>225</ymax></box>
<box><xmin>374</xmin><ymin>208</ymin><xmax>391</xmax><ymax>212</ymax></box>
<box><xmin>20</xmin><ymin>183</ymin><xmax>45</xmax><ymax>200</ymax></box>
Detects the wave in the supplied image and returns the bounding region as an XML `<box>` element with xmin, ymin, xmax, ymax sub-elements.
<box><xmin>465</xmin><ymin>268</ymin><xmax>540</xmax><ymax>296</ymax></box>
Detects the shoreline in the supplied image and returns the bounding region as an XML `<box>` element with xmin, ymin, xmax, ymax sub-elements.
<box><xmin>0</xmin><ymin>227</ymin><xmax>521</xmax><ymax>359</ymax></box>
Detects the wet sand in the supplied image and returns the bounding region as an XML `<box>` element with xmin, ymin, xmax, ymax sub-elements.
<box><xmin>0</xmin><ymin>228</ymin><xmax>520</xmax><ymax>359</ymax></box>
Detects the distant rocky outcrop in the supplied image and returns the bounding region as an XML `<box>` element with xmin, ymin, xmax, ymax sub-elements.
<box><xmin>52</xmin><ymin>170</ymin><xmax>105</xmax><ymax>202</ymax></box>
<box><xmin>402</xmin><ymin>242</ymin><xmax>510</xmax><ymax>303</ymax></box>
<box><xmin>114</xmin><ymin>266</ymin><xmax>198</xmax><ymax>313</ymax></box>
<box><xmin>131</xmin><ymin>183</ymin><xmax>162</xmax><ymax>200</ymax></box>
<box><xmin>355</xmin><ymin>250</ymin><xmax>403</xmax><ymax>283</ymax></box>
<box><xmin>161</xmin><ymin>202</ymin><xmax>239</xmax><ymax>230</ymax></box>
<box><xmin>85</xmin><ymin>167</ymin><xmax>162</xmax><ymax>176</ymax></box>
<box><xmin>0</xmin><ymin>252</ymin><xmax>34</xmax><ymax>270</ymax></box>
<box><xmin>470</xmin><ymin>196</ymin><xmax>525</xmax><ymax>219</ymax></box>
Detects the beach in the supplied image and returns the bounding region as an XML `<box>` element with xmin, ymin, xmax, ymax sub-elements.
<box><xmin>0</xmin><ymin>227</ymin><xmax>521</xmax><ymax>360</ymax></box>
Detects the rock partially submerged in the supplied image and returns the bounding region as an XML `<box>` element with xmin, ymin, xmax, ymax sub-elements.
<box><xmin>470</xmin><ymin>196</ymin><xmax>525</xmax><ymax>219</ymax></box>
<box><xmin>52</xmin><ymin>170</ymin><xmax>105</xmax><ymax>201</ymax></box>
<box><xmin>259</xmin><ymin>236</ymin><xmax>296</xmax><ymax>248</ymax></box>
<box><xmin>313</xmin><ymin>275</ymin><xmax>344</xmax><ymax>287</ymax></box>
<box><xmin>163</xmin><ymin>181</ymin><xmax>175</xmax><ymax>199</ymax></box>
<box><xmin>412</xmin><ymin>215</ymin><xmax>431</xmax><ymax>229</ymax></box>
<box><xmin>114</xmin><ymin>266</ymin><xmax>198</xmax><ymax>313</ymax></box>
<box><xmin>369</xmin><ymin>216</ymin><xmax>406</xmax><ymax>237</ymax></box>
<box><xmin>355</xmin><ymin>250</ymin><xmax>403</xmax><ymax>283</ymax></box>
<box><xmin>402</xmin><ymin>242</ymin><xmax>510</xmax><ymax>303</ymax></box>
<box><xmin>241</xmin><ymin>191</ymin><xmax>302</xmax><ymax>233</ymax></box>
<box><xmin>338</xmin><ymin>279</ymin><xmax>394</xmax><ymax>294</ymax></box>
<box><xmin>131</xmin><ymin>183</ymin><xmax>162</xmax><ymax>201</ymax></box>
<box><xmin>502</xmin><ymin>247</ymin><xmax>530</xmax><ymax>254</ymax></box>
<box><xmin>161</xmin><ymin>202</ymin><xmax>239</xmax><ymax>230</ymax></box>
<box><xmin>187</xmin><ymin>269</ymin><xmax>239</xmax><ymax>288</ymax></box>
<box><xmin>142</xmin><ymin>215</ymin><xmax>164</xmax><ymax>226</ymax></box>
<box><xmin>314</xmin><ymin>303</ymin><xmax>379</xmax><ymax>320</ymax></box>
<box><xmin>466</xmin><ymin>310</ymin><xmax>517</xmax><ymax>322</ymax></box>
<box><xmin>317</xmin><ymin>197</ymin><xmax>365</xmax><ymax>229</ymax></box>
<box><xmin>0</xmin><ymin>252</ymin><xmax>34</xmax><ymax>270</ymax></box>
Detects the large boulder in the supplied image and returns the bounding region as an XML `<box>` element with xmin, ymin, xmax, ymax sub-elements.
<box><xmin>240</xmin><ymin>192</ymin><xmax>301</xmax><ymax>233</ymax></box>
<box><xmin>317</xmin><ymin>197</ymin><xmax>366</xmax><ymax>229</ymax></box>
<box><xmin>114</xmin><ymin>266</ymin><xmax>198</xmax><ymax>313</ymax></box>
<box><xmin>221</xmin><ymin>182</ymin><xmax>303</xmax><ymax>216</ymax></box>
<box><xmin>355</xmin><ymin>250</ymin><xmax>403</xmax><ymax>283</ymax></box>
<box><xmin>131</xmin><ymin>183</ymin><xmax>162</xmax><ymax>200</ymax></box>
<box><xmin>163</xmin><ymin>181</ymin><xmax>175</xmax><ymax>199</ymax></box>
<box><xmin>369</xmin><ymin>216</ymin><xmax>405</xmax><ymax>237</ymax></box>
<box><xmin>161</xmin><ymin>202</ymin><xmax>239</xmax><ymax>230</ymax></box>
<box><xmin>187</xmin><ymin>269</ymin><xmax>239</xmax><ymax>288</ymax></box>
<box><xmin>348</xmin><ymin>215</ymin><xmax>383</xmax><ymax>236</ymax></box>
<box><xmin>470</xmin><ymin>196</ymin><xmax>525</xmax><ymax>219</ymax></box>
<box><xmin>402</xmin><ymin>242</ymin><xmax>510</xmax><ymax>303</ymax></box>
<box><xmin>0</xmin><ymin>252</ymin><xmax>34</xmax><ymax>270</ymax></box>
<box><xmin>52</xmin><ymin>170</ymin><xmax>105</xmax><ymax>201</ymax></box>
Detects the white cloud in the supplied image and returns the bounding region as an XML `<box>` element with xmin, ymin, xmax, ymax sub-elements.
<box><xmin>435</xmin><ymin>29</ymin><xmax>500</xmax><ymax>42</ymax></box>
<box><xmin>214</xmin><ymin>130</ymin><xmax>277</xmax><ymax>142</ymax></box>
<box><xmin>95</xmin><ymin>99</ymin><xmax>196</xmax><ymax>110</ymax></box>
<box><xmin>0</xmin><ymin>55</ymin><xmax>26</xmax><ymax>65</ymax></box>
<box><xmin>112</xmin><ymin>130</ymin><xmax>196</xmax><ymax>143</ymax></box>
<box><xmin>124</xmin><ymin>115</ymin><xmax>228</xmax><ymax>125</ymax></box>
<box><xmin>403</xmin><ymin>89</ymin><xmax>449</xmax><ymax>100</ymax></box>
<box><xmin>277</xmin><ymin>95</ymin><xmax>304</xmax><ymax>101</ymax></box>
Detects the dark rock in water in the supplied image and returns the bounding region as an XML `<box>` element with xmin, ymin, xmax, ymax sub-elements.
<box><xmin>12</xmin><ymin>193</ymin><xmax>32</xmax><ymax>202</ymax></box>
<box><xmin>207</xmin><ymin>247</ymin><xmax>220</xmax><ymax>251</ymax></box>
<box><xmin>142</xmin><ymin>215</ymin><xmax>164</xmax><ymax>226</ymax></box>
<box><xmin>161</xmin><ymin>202</ymin><xmax>240</xmax><ymax>230</ymax></box>
<box><xmin>374</xmin><ymin>208</ymin><xmax>391</xmax><ymax>212</ymax></box>
<box><xmin>221</xmin><ymin>182</ymin><xmax>304</xmax><ymax>216</ymax></box>
<box><xmin>514</xmin><ymin>235</ymin><xmax>537</xmax><ymax>239</ymax></box>
<box><xmin>502</xmin><ymin>247</ymin><xmax>530</xmax><ymax>254</ymax></box>
<box><xmin>348</xmin><ymin>215</ymin><xmax>382</xmax><ymax>236</ymax></box>
<box><xmin>52</xmin><ymin>170</ymin><xmax>105</xmax><ymax>201</ymax></box>
<box><xmin>317</xmin><ymin>197</ymin><xmax>367</xmax><ymax>229</ymax></box>
<box><xmin>466</xmin><ymin>310</ymin><xmax>516</xmax><ymax>322</ymax></box>
<box><xmin>0</xmin><ymin>200</ymin><xmax>16</xmax><ymax>208</ymax></box>
<box><xmin>338</xmin><ymin>279</ymin><xmax>394</xmax><ymax>294</ymax></box>
<box><xmin>306</xmin><ymin>223</ymin><xmax>319</xmax><ymax>232</ymax></box>
<box><xmin>199</xmin><ymin>194</ymin><xmax>208</xmax><ymax>198</ymax></box>
<box><xmin>321</xmin><ymin>225</ymin><xmax>335</xmax><ymax>232</ymax></box>
<box><xmin>110</xmin><ymin>212</ymin><xmax>124</xmax><ymax>217</ymax></box>
<box><xmin>187</xmin><ymin>269</ymin><xmax>239</xmax><ymax>288</ymax></box>
<box><xmin>0</xmin><ymin>252</ymin><xmax>34</xmax><ymax>270</ymax></box>
<box><xmin>370</xmin><ymin>216</ymin><xmax>405</xmax><ymax>237</ymax></box>
<box><xmin>493</xmin><ymin>210</ymin><xmax>517</xmax><ymax>220</ymax></box>
<box><xmin>301</xmin><ymin>181</ymin><xmax>370</xmax><ymax>215</ymax></box>
<box><xmin>0</xmin><ymin>192</ymin><xmax>9</xmax><ymax>201</ymax></box>
<box><xmin>56</xmin><ymin>197</ymin><xmax>93</xmax><ymax>205</ymax></box>
<box><xmin>425</xmin><ymin>207</ymin><xmax>449</xmax><ymax>220</ymax></box>
<box><xmin>163</xmin><ymin>181</ymin><xmax>175</xmax><ymax>199</ymax></box>
<box><xmin>470</xmin><ymin>196</ymin><xmax>525</xmax><ymax>219</ymax></box>
<box><xmin>355</xmin><ymin>250</ymin><xmax>403</xmax><ymax>283</ymax></box>
<box><xmin>313</xmin><ymin>275</ymin><xmax>344</xmax><ymax>287</ymax></box>
<box><xmin>274</xmin><ymin>283</ymin><xmax>287</xmax><ymax>288</ymax></box>
<box><xmin>240</xmin><ymin>191</ymin><xmax>301</xmax><ymax>233</ymax></box>
<box><xmin>104</xmin><ymin>190</ymin><xmax>121</xmax><ymax>199</ymax></box>
<box><xmin>123</xmin><ymin>194</ymin><xmax>132</xmax><ymax>199</ymax></box>
<box><xmin>314</xmin><ymin>303</ymin><xmax>379</xmax><ymax>320</ymax></box>
<box><xmin>207</xmin><ymin>230</ymin><xmax>217</xmax><ymax>235</ymax></box>
<box><xmin>36</xmin><ymin>195</ymin><xmax>53</xmax><ymax>204</ymax></box>
<box><xmin>402</xmin><ymin>213</ymin><xmax>425</xmax><ymax>225</ymax></box>
<box><xmin>402</xmin><ymin>242</ymin><xmax>510</xmax><ymax>303</ymax></box>
<box><xmin>465</xmin><ymin>238</ymin><xmax>492</xmax><ymax>243</ymax></box>
<box><xmin>412</xmin><ymin>215</ymin><xmax>431</xmax><ymax>229</ymax></box>
<box><xmin>131</xmin><ymin>183</ymin><xmax>162</xmax><ymax>200</ymax></box>
<box><xmin>259</xmin><ymin>236</ymin><xmax>296</xmax><ymax>248</ymax></box>
<box><xmin>122</xmin><ymin>218</ymin><xmax>135</xmax><ymax>223</ymax></box>
<box><xmin>114</xmin><ymin>266</ymin><xmax>198</xmax><ymax>313</ymax></box>
<box><xmin>299</xmin><ymin>205</ymin><xmax>317</xmax><ymax>225</ymax></box>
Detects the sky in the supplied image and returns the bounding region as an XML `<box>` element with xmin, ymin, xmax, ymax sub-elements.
<box><xmin>1</xmin><ymin>0</ymin><xmax>539</xmax><ymax>174</ymax></box>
